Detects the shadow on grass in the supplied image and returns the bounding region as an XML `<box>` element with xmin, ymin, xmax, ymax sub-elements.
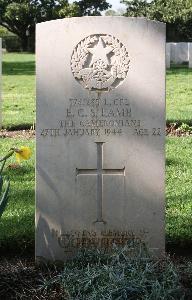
<box><xmin>167</xmin><ymin>66</ymin><xmax>192</xmax><ymax>75</ymax></box>
<box><xmin>166</xmin><ymin>241</ymin><xmax>192</xmax><ymax>257</ymax></box>
<box><xmin>166</xmin><ymin>119</ymin><xmax>192</xmax><ymax>126</ymax></box>
<box><xmin>166</xmin><ymin>158</ymin><xmax>178</xmax><ymax>166</ymax></box>
<box><xmin>2</xmin><ymin>61</ymin><xmax>35</xmax><ymax>76</ymax></box>
<box><xmin>166</xmin><ymin>188</ymin><xmax>192</xmax><ymax>257</ymax></box>
<box><xmin>0</xmin><ymin>215</ymin><xmax>35</xmax><ymax>256</ymax></box>
<box><xmin>2</xmin><ymin>123</ymin><xmax>34</xmax><ymax>130</ymax></box>
<box><xmin>4</xmin><ymin>164</ymin><xmax>34</xmax><ymax>176</ymax></box>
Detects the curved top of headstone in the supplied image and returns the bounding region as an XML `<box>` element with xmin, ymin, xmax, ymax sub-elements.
<box><xmin>37</xmin><ymin>16</ymin><xmax>165</xmax><ymax>27</ymax></box>
<box><xmin>36</xmin><ymin>17</ymin><xmax>165</xmax><ymax>92</ymax></box>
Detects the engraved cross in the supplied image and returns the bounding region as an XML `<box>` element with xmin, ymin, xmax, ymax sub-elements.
<box><xmin>76</xmin><ymin>142</ymin><xmax>125</xmax><ymax>224</ymax></box>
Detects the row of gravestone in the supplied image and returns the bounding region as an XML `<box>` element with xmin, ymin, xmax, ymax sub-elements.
<box><xmin>1</xmin><ymin>17</ymin><xmax>165</xmax><ymax>262</ymax></box>
<box><xmin>166</xmin><ymin>42</ymin><xmax>192</xmax><ymax>68</ymax></box>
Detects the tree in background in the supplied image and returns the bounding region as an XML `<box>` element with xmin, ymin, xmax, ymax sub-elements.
<box><xmin>76</xmin><ymin>0</ymin><xmax>111</xmax><ymax>16</ymax></box>
<box><xmin>121</xmin><ymin>0</ymin><xmax>192</xmax><ymax>41</ymax></box>
<box><xmin>0</xmin><ymin>0</ymin><xmax>111</xmax><ymax>51</ymax></box>
<box><xmin>0</xmin><ymin>25</ymin><xmax>11</xmax><ymax>37</ymax></box>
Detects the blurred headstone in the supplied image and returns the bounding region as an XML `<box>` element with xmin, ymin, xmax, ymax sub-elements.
<box><xmin>166</xmin><ymin>43</ymin><xmax>171</xmax><ymax>69</ymax></box>
<box><xmin>189</xmin><ymin>43</ymin><xmax>192</xmax><ymax>68</ymax></box>
<box><xmin>171</xmin><ymin>42</ymin><xmax>189</xmax><ymax>65</ymax></box>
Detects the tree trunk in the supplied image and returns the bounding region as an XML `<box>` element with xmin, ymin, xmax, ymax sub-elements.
<box><xmin>20</xmin><ymin>36</ymin><xmax>28</xmax><ymax>52</ymax></box>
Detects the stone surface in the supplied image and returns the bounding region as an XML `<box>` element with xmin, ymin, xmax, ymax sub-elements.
<box><xmin>170</xmin><ymin>42</ymin><xmax>189</xmax><ymax>65</ymax></box>
<box><xmin>36</xmin><ymin>17</ymin><xmax>166</xmax><ymax>261</ymax></box>
<box><xmin>166</xmin><ymin>43</ymin><xmax>171</xmax><ymax>68</ymax></box>
<box><xmin>189</xmin><ymin>43</ymin><xmax>192</xmax><ymax>68</ymax></box>
<box><xmin>0</xmin><ymin>39</ymin><xmax>2</xmax><ymax>129</ymax></box>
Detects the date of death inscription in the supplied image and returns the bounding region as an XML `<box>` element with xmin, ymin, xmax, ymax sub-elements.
<box><xmin>40</xmin><ymin>98</ymin><xmax>163</xmax><ymax>138</ymax></box>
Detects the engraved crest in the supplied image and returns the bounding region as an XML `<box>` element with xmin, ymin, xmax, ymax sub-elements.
<box><xmin>71</xmin><ymin>34</ymin><xmax>130</xmax><ymax>91</ymax></box>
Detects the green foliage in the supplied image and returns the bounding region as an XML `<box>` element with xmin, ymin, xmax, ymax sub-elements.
<box><xmin>121</xmin><ymin>0</ymin><xmax>149</xmax><ymax>17</ymax></box>
<box><xmin>0</xmin><ymin>25</ymin><xmax>22</xmax><ymax>51</ymax></box>
<box><xmin>177</xmin><ymin>123</ymin><xmax>192</xmax><ymax>133</ymax></box>
<box><xmin>58</xmin><ymin>2</ymin><xmax>80</xmax><ymax>18</ymax></box>
<box><xmin>122</xmin><ymin>0</ymin><xmax>192</xmax><ymax>22</ymax></box>
<box><xmin>0</xmin><ymin>0</ymin><xmax>111</xmax><ymax>51</ymax></box>
<box><xmin>150</xmin><ymin>0</ymin><xmax>192</xmax><ymax>23</ymax></box>
<box><xmin>0</xmin><ymin>249</ymin><xmax>191</xmax><ymax>299</ymax></box>
<box><xmin>75</xmin><ymin>0</ymin><xmax>111</xmax><ymax>16</ymax></box>
<box><xmin>37</xmin><ymin>246</ymin><xmax>185</xmax><ymax>299</ymax></box>
<box><xmin>0</xmin><ymin>25</ymin><xmax>12</xmax><ymax>37</ymax></box>
<box><xmin>122</xmin><ymin>0</ymin><xmax>192</xmax><ymax>41</ymax></box>
<box><xmin>3</xmin><ymin>36</ymin><xmax>22</xmax><ymax>52</ymax></box>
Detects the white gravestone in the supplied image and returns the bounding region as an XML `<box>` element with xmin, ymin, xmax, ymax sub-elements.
<box><xmin>170</xmin><ymin>43</ymin><xmax>176</xmax><ymax>64</ymax></box>
<box><xmin>0</xmin><ymin>38</ymin><xmax>2</xmax><ymax>129</ymax></box>
<box><xmin>36</xmin><ymin>17</ymin><xmax>166</xmax><ymax>261</ymax></box>
<box><xmin>189</xmin><ymin>43</ymin><xmax>192</xmax><ymax>68</ymax></box>
<box><xmin>171</xmin><ymin>42</ymin><xmax>189</xmax><ymax>65</ymax></box>
<box><xmin>166</xmin><ymin>43</ymin><xmax>171</xmax><ymax>68</ymax></box>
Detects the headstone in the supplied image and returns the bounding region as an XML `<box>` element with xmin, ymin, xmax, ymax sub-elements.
<box><xmin>166</xmin><ymin>43</ymin><xmax>171</xmax><ymax>68</ymax></box>
<box><xmin>36</xmin><ymin>17</ymin><xmax>166</xmax><ymax>262</ymax></box>
<box><xmin>170</xmin><ymin>42</ymin><xmax>176</xmax><ymax>64</ymax></box>
<box><xmin>189</xmin><ymin>43</ymin><xmax>192</xmax><ymax>68</ymax></box>
<box><xmin>0</xmin><ymin>38</ymin><xmax>2</xmax><ymax>129</ymax></box>
<box><xmin>171</xmin><ymin>42</ymin><xmax>189</xmax><ymax>65</ymax></box>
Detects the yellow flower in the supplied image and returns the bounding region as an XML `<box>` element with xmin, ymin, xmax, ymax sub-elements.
<box><xmin>15</xmin><ymin>146</ymin><xmax>32</xmax><ymax>163</ymax></box>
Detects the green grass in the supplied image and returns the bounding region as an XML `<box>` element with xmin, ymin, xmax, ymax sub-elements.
<box><xmin>0</xmin><ymin>137</ymin><xmax>192</xmax><ymax>252</ymax></box>
<box><xmin>1</xmin><ymin>53</ymin><xmax>192</xmax><ymax>129</ymax></box>
<box><xmin>166</xmin><ymin>67</ymin><xmax>192</xmax><ymax>124</ymax></box>
<box><xmin>166</xmin><ymin>137</ymin><xmax>192</xmax><ymax>247</ymax></box>
<box><xmin>0</xmin><ymin>138</ymin><xmax>35</xmax><ymax>252</ymax></box>
<box><xmin>2</xmin><ymin>53</ymin><xmax>35</xmax><ymax>129</ymax></box>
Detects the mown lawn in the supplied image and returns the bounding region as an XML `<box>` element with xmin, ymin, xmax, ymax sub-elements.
<box><xmin>2</xmin><ymin>53</ymin><xmax>35</xmax><ymax>129</ymax></box>
<box><xmin>0</xmin><ymin>137</ymin><xmax>192</xmax><ymax>252</ymax></box>
<box><xmin>1</xmin><ymin>53</ymin><xmax>192</xmax><ymax>129</ymax></box>
<box><xmin>166</xmin><ymin>67</ymin><xmax>192</xmax><ymax>124</ymax></box>
<box><xmin>166</xmin><ymin>137</ymin><xmax>192</xmax><ymax>247</ymax></box>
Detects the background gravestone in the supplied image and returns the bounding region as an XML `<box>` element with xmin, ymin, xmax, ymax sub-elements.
<box><xmin>189</xmin><ymin>43</ymin><xmax>192</xmax><ymax>68</ymax></box>
<box><xmin>166</xmin><ymin>43</ymin><xmax>171</xmax><ymax>69</ymax></box>
<box><xmin>171</xmin><ymin>42</ymin><xmax>189</xmax><ymax>65</ymax></box>
<box><xmin>36</xmin><ymin>17</ymin><xmax>166</xmax><ymax>261</ymax></box>
<box><xmin>0</xmin><ymin>39</ymin><xmax>2</xmax><ymax>129</ymax></box>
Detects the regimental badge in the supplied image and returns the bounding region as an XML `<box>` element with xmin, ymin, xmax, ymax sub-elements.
<box><xmin>71</xmin><ymin>34</ymin><xmax>130</xmax><ymax>92</ymax></box>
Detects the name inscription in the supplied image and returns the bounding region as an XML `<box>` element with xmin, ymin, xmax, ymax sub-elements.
<box><xmin>40</xmin><ymin>97</ymin><xmax>162</xmax><ymax>138</ymax></box>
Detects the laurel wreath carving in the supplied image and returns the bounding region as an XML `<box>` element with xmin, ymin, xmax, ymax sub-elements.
<box><xmin>71</xmin><ymin>36</ymin><xmax>98</xmax><ymax>78</ymax></box>
<box><xmin>71</xmin><ymin>34</ymin><xmax>130</xmax><ymax>91</ymax></box>
<box><xmin>102</xmin><ymin>35</ymin><xmax>130</xmax><ymax>79</ymax></box>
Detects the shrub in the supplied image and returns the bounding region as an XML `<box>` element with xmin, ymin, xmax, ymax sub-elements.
<box><xmin>3</xmin><ymin>36</ymin><xmax>22</xmax><ymax>52</ymax></box>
